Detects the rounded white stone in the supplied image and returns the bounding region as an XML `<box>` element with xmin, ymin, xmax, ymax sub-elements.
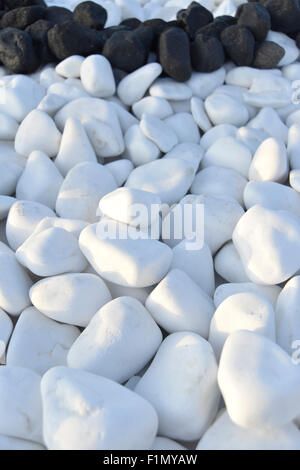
<box><xmin>249</xmin><ymin>138</ymin><xmax>288</xmax><ymax>183</ymax></box>
<box><xmin>186</xmin><ymin>68</ymin><xmax>226</xmax><ymax>99</ymax></box>
<box><xmin>190</xmin><ymin>96</ymin><xmax>212</xmax><ymax>132</ymax></box>
<box><xmin>214</xmin><ymin>282</ymin><xmax>281</xmax><ymax>309</ymax></box>
<box><xmin>149</xmin><ymin>78</ymin><xmax>192</xmax><ymax>101</ymax></box>
<box><xmin>200</xmin><ymin>123</ymin><xmax>237</xmax><ymax>151</ymax></box>
<box><xmin>236</xmin><ymin>126</ymin><xmax>269</xmax><ymax>154</ymax></box>
<box><xmin>118</xmin><ymin>63</ymin><xmax>162</xmax><ymax>106</ymax></box>
<box><xmin>214</xmin><ymin>242</ymin><xmax>250</xmax><ymax>283</ymax></box>
<box><xmin>163</xmin><ymin>142</ymin><xmax>203</xmax><ymax>172</ymax></box>
<box><xmin>37</xmin><ymin>93</ymin><xmax>67</xmax><ymax>117</ymax></box>
<box><xmin>56</xmin><ymin>55</ymin><xmax>84</xmax><ymax>78</ymax></box>
<box><xmin>105</xmin><ymin>159</ymin><xmax>133</xmax><ymax>186</ymax></box>
<box><xmin>132</xmin><ymin>96</ymin><xmax>173</xmax><ymax>120</ymax></box>
<box><xmin>140</xmin><ymin>113</ymin><xmax>178</xmax><ymax>153</ymax></box>
<box><xmin>80</xmin><ymin>55</ymin><xmax>116</xmax><ymax>98</ymax></box>
<box><xmin>248</xmin><ymin>107</ymin><xmax>288</xmax><ymax>144</ymax></box>
<box><xmin>204</xmin><ymin>93</ymin><xmax>249</xmax><ymax>126</ymax></box>
<box><xmin>244</xmin><ymin>181</ymin><xmax>300</xmax><ymax>217</ymax></box>
<box><xmin>125</xmin><ymin>124</ymin><xmax>161</xmax><ymax>166</ymax></box>
<box><xmin>31</xmin><ymin>216</ymin><xmax>87</xmax><ymax>240</ymax></box>
<box><xmin>164</xmin><ymin>112</ymin><xmax>200</xmax><ymax>144</ymax></box>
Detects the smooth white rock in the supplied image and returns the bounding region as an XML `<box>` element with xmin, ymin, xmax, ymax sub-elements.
<box><xmin>0</xmin><ymin>160</ymin><xmax>22</xmax><ymax>196</ymax></box>
<box><xmin>200</xmin><ymin>123</ymin><xmax>237</xmax><ymax>151</ymax></box>
<box><xmin>16</xmin><ymin>227</ymin><xmax>87</xmax><ymax>277</ymax></box>
<box><xmin>140</xmin><ymin>113</ymin><xmax>178</xmax><ymax>153</ymax></box>
<box><xmin>0</xmin><ymin>253</ymin><xmax>32</xmax><ymax>316</ymax></box>
<box><xmin>145</xmin><ymin>268</ymin><xmax>214</xmax><ymax>337</ymax></box>
<box><xmin>163</xmin><ymin>142</ymin><xmax>203</xmax><ymax>172</ymax></box>
<box><xmin>214</xmin><ymin>282</ymin><xmax>281</xmax><ymax>309</ymax></box>
<box><xmin>79</xmin><ymin>221</ymin><xmax>172</xmax><ymax>287</ymax></box>
<box><xmin>186</xmin><ymin>68</ymin><xmax>226</xmax><ymax>99</ymax></box>
<box><xmin>56</xmin><ymin>162</ymin><xmax>117</xmax><ymax>223</ymax></box>
<box><xmin>290</xmin><ymin>169</ymin><xmax>300</xmax><ymax>192</ymax></box>
<box><xmin>47</xmin><ymin>82</ymin><xmax>88</xmax><ymax>102</ymax></box>
<box><xmin>56</xmin><ymin>55</ymin><xmax>84</xmax><ymax>78</ymax></box>
<box><xmin>190</xmin><ymin>96</ymin><xmax>212</xmax><ymax>132</ymax></box>
<box><xmin>267</xmin><ymin>30</ymin><xmax>299</xmax><ymax>66</ymax></box>
<box><xmin>135</xmin><ymin>332</ymin><xmax>220</xmax><ymax>441</ymax></box>
<box><xmin>55</xmin><ymin>117</ymin><xmax>97</xmax><ymax>176</ymax></box>
<box><xmin>0</xmin><ymin>112</ymin><xmax>18</xmax><ymax>140</ymax></box>
<box><xmin>244</xmin><ymin>181</ymin><xmax>300</xmax><ymax>217</ymax></box>
<box><xmin>68</xmin><ymin>296</ymin><xmax>162</xmax><ymax>382</ymax></box>
<box><xmin>7</xmin><ymin>307</ymin><xmax>79</xmax><ymax>375</ymax></box>
<box><xmin>243</xmin><ymin>75</ymin><xmax>292</xmax><ymax>108</ymax></box>
<box><xmin>218</xmin><ymin>330</ymin><xmax>300</xmax><ymax>428</ymax></box>
<box><xmin>171</xmin><ymin>239</ymin><xmax>215</xmax><ymax>296</ymax></box>
<box><xmin>37</xmin><ymin>93</ymin><xmax>67</xmax><ymax>116</ymax></box>
<box><xmin>0</xmin><ymin>75</ymin><xmax>45</xmax><ymax>122</ymax></box>
<box><xmin>236</xmin><ymin>126</ymin><xmax>269</xmax><ymax>153</ymax></box>
<box><xmin>233</xmin><ymin>205</ymin><xmax>300</xmax><ymax>285</ymax></box>
<box><xmin>16</xmin><ymin>151</ymin><xmax>63</xmax><ymax>209</ymax></box>
<box><xmin>41</xmin><ymin>366</ymin><xmax>158</xmax><ymax>450</ymax></box>
<box><xmin>39</xmin><ymin>65</ymin><xmax>64</xmax><ymax>88</ymax></box>
<box><xmin>226</xmin><ymin>66</ymin><xmax>281</xmax><ymax>88</ymax></box>
<box><xmin>15</xmin><ymin>110</ymin><xmax>61</xmax><ymax>158</ymax></box>
<box><xmin>132</xmin><ymin>96</ymin><xmax>173</xmax><ymax>120</ymax></box>
<box><xmin>126</xmin><ymin>158</ymin><xmax>195</xmax><ymax>205</ymax></box>
<box><xmin>205</xmin><ymin>93</ymin><xmax>249</xmax><ymax>126</ymax></box>
<box><xmin>0</xmin><ymin>196</ymin><xmax>16</xmax><ymax>220</ymax></box>
<box><xmin>249</xmin><ymin>138</ymin><xmax>288</xmax><ymax>183</ymax></box>
<box><xmin>149</xmin><ymin>78</ymin><xmax>192</xmax><ymax>100</ymax></box>
<box><xmin>125</xmin><ymin>124</ymin><xmax>161</xmax><ymax>166</ymax></box>
<box><xmin>105</xmin><ymin>159</ymin><xmax>133</xmax><ymax>186</ymax></box>
<box><xmin>214</xmin><ymin>242</ymin><xmax>249</xmax><ymax>283</ymax></box>
<box><xmin>80</xmin><ymin>55</ymin><xmax>115</xmax><ymax>98</ymax></box>
<box><xmin>152</xmin><ymin>437</ymin><xmax>187</xmax><ymax>450</ymax></box>
<box><xmin>164</xmin><ymin>112</ymin><xmax>200</xmax><ymax>144</ymax></box>
<box><xmin>118</xmin><ymin>63</ymin><xmax>162</xmax><ymax>106</ymax></box>
<box><xmin>31</xmin><ymin>216</ymin><xmax>87</xmax><ymax>240</ymax></box>
<box><xmin>202</xmin><ymin>136</ymin><xmax>252</xmax><ymax>178</ymax></box>
<box><xmin>191</xmin><ymin>166</ymin><xmax>247</xmax><ymax>205</ymax></box>
<box><xmin>6</xmin><ymin>200</ymin><xmax>55</xmax><ymax>251</ymax></box>
<box><xmin>288</xmin><ymin>124</ymin><xmax>300</xmax><ymax>170</ymax></box>
<box><xmin>276</xmin><ymin>276</ymin><xmax>300</xmax><ymax>356</ymax></box>
<box><xmin>0</xmin><ymin>308</ymin><xmax>12</xmax><ymax>363</ymax></box>
<box><xmin>55</xmin><ymin>98</ymin><xmax>124</xmax><ymax>158</ymax></box>
<box><xmin>99</xmin><ymin>187</ymin><xmax>161</xmax><ymax>227</ymax></box>
<box><xmin>197</xmin><ymin>410</ymin><xmax>300</xmax><ymax>450</ymax></box>
<box><xmin>209</xmin><ymin>292</ymin><xmax>276</xmax><ymax>360</ymax></box>
<box><xmin>248</xmin><ymin>107</ymin><xmax>288</xmax><ymax>144</ymax></box>
<box><xmin>0</xmin><ymin>366</ymin><xmax>42</xmax><ymax>443</ymax></box>
<box><xmin>30</xmin><ymin>273</ymin><xmax>111</xmax><ymax>327</ymax></box>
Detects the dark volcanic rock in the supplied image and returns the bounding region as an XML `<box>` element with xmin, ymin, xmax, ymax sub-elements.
<box><xmin>1</xmin><ymin>6</ymin><xmax>46</xmax><ymax>30</ymax></box>
<box><xmin>221</xmin><ymin>24</ymin><xmax>255</xmax><ymax>66</ymax></box>
<box><xmin>44</xmin><ymin>6</ymin><xmax>72</xmax><ymax>24</ymax></box>
<box><xmin>177</xmin><ymin>1</ymin><xmax>213</xmax><ymax>39</ymax></box>
<box><xmin>191</xmin><ymin>33</ymin><xmax>225</xmax><ymax>73</ymax></box>
<box><xmin>264</xmin><ymin>0</ymin><xmax>300</xmax><ymax>34</ymax></box>
<box><xmin>158</xmin><ymin>26</ymin><xmax>192</xmax><ymax>82</ymax></box>
<box><xmin>102</xmin><ymin>30</ymin><xmax>148</xmax><ymax>72</ymax></box>
<box><xmin>196</xmin><ymin>15</ymin><xmax>237</xmax><ymax>39</ymax></box>
<box><xmin>120</xmin><ymin>17</ymin><xmax>141</xmax><ymax>29</ymax></box>
<box><xmin>236</xmin><ymin>2</ymin><xmax>271</xmax><ymax>41</ymax></box>
<box><xmin>47</xmin><ymin>21</ymin><xmax>104</xmax><ymax>60</ymax></box>
<box><xmin>252</xmin><ymin>40</ymin><xmax>285</xmax><ymax>68</ymax></box>
<box><xmin>5</xmin><ymin>0</ymin><xmax>46</xmax><ymax>8</ymax></box>
<box><xmin>73</xmin><ymin>1</ymin><xmax>107</xmax><ymax>30</ymax></box>
<box><xmin>26</xmin><ymin>18</ymin><xmax>54</xmax><ymax>63</ymax></box>
<box><xmin>0</xmin><ymin>27</ymin><xmax>39</xmax><ymax>73</ymax></box>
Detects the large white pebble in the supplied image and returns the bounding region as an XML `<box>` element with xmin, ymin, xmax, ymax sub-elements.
<box><xmin>203</xmin><ymin>136</ymin><xmax>252</xmax><ymax>178</ymax></box>
<box><xmin>191</xmin><ymin>166</ymin><xmax>247</xmax><ymax>205</ymax></box>
<box><xmin>16</xmin><ymin>151</ymin><xmax>63</xmax><ymax>209</ymax></box>
<box><xmin>0</xmin><ymin>366</ymin><xmax>42</xmax><ymax>443</ymax></box>
<box><xmin>0</xmin><ymin>308</ymin><xmax>13</xmax><ymax>363</ymax></box>
<box><xmin>140</xmin><ymin>113</ymin><xmax>178</xmax><ymax>153</ymax></box>
<box><xmin>209</xmin><ymin>293</ymin><xmax>276</xmax><ymax>360</ymax></box>
<box><xmin>164</xmin><ymin>112</ymin><xmax>200</xmax><ymax>144</ymax></box>
<box><xmin>55</xmin><ymin>117</ymin><xmax>97</xmax><ymax>176</ymax></box>
<box><xmin>197</xmin><ymin>410</ymin><xmax>300</xmax><ymax>450</ymax></box>
<box><xmin>145</xmin><ymin>269</ymin><xmax>214</xmax><ymax>337</ymax></box>
<box><xmin>7</xmin><ymin>307</ymin><xmax>79</xmax><ymax>375</ymax></box>
<box><xmin>56</xmin><ymin>55</ymin><xmax>84</xmax><ymax>78</ymax></box>
<box><xmin>149</xmin><ymin>78</ymin><xmax>192</xmax><ymax>101</ymax></box>
<box><xmin>118</xmin><ymin>63</ymin><xmax>162</xmax><ymax>106</ymax></box>
<box><xmin>125</xmin><ymin>124</ymin><xmax>161</xmax><ymax>166</ymax></box>
<box><xmin>132</xmin><ymin>96</ymin><xmax>173</xmax><ymax>120</ymax></box>
<box><xmin>205</xmin><ymin>93</ymin><xmax>249</xmax><ymax>126</ymax></box>
<box><xmin>56</xmin><ymin>162</ymin><xmax>117</xmax><ymax>223</ymax></box>
<box><xmin>16</xmin><ymin>227</ymin><xmax>87</xmax><ymax>277</ymax></box>
<box><xmin>30</xmin><ymin>273</ymin><xmax>111</xmax><ymax>327</ymax></box>
<box><xmin>214</xmin><ymin>242</ymin><xmax>249</xmax><ymax>283</ymax></box>
<box><xmin>186</xmin><ymin>68</ymin><xmax>226</xmax><ymax>100</ymax></box>
<box><xmin>6</xmin><ymin>200</ymin><xmax>55</xmax><ymax>251</ymax></box>
<box><xmin>99</xmin><ymin>187</ymin><xmax>161</xmax><ymax>227</ymax></box>
<box><xmin>126</xmin><ymin>158</ymin><xmax>195</xmax><ymax>205</ymax></box>
<box><xmin>218</xmin><ymin>330</ymin><xmax>300</xmax><ymax>428</ymax></box>
<box><xmin>15</xmin><ymin>110</ymin><xmax>61</xmax><ymax>158</ymax></box>
<box><xmin>190</xmin><ymin>96</ymin><xmax>212</xmax><ymax>132</ymax></box>
<box><xmin>249</xmin><ymin>138</ymin><xmax>288</xmax><ymax>182</ymax></box>
<box><xmin>248</xmin><ymin>107</ymin><xmax>288</xmax><ymax>144</ymax></box>
<box><xmin>79</xmin><ymin>221</ymin><xmax>172</xmax><ymax>287</ymax></box>
<box><xmin>105</xmin><ymin>159</ymin><xmax>133</xmax><ymax>186</ymax></box>
<box><xmin>41</xmin><ymin>366</ymin><xmax>158</xmax><ymax>450</ymax></box>
<box><xmin>37</xmin><ymin>93</ymin><xmax>67</xmax><ymax>117</ymax></box>
<box><xmin>214</xmin><ymin>282</ymin><xmax>281</xmax><ymax>309</ymax></box>
<box><xmin>164</xmin><ymin>142</ymin><xmax>203</xmax><ymax>172</ymax></box>
<box><xmin>200</xmin><ymin>123</ymin><xmax>237</xmax><ymax>151</ymax></box>
<box><xmin>276</xmin><ymin>276</ymin><xmax>300</xmax><ymax>356</ymax></box>
<box><xmin>31</xmin><ymin>216</ymin><xmax>87</xmax><ymax>240</ymax></box>
<box><xmin>236</xmin><ymin>126</ymin><xmax>269</xmax><ymax>154</ymax></box>
<box><xmin>80</xmin><ymin>55</ymin><xmax>115</xmax><ymax>98</ymax></box>
<box><xmin>135</xmin><ymin>332</ymin><xmax>220</xmax><ymax>441</ymax></box>
<box><xmin>68</xmin><ymin>296</ymin><xmax>162</xmax><ymax>382</ymax></box>
<box><xmin>244</xmin><ymin>181</ymin><xmax>300</xmax><ymax>217</ymax></box>
<box><xmin>233</xmin><ymin>205</ymin><xmax>300</xmax><ymax>284</ymax></box>
<box><xmin>0</xmin><ymin>253</ymin><xmax>32</xmax><ymax>316</ymax></box>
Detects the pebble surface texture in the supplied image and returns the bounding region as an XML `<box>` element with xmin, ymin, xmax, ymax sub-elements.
<box><xmin>0</xmin><ymin>0</ymin><xmax>300</xmax><ymax>453</ymax></box>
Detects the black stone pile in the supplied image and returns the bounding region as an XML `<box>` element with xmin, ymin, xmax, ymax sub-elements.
<box><xmin>0</xmin><ymin>0</ymin><xmax>300</xmax><ymax>81</ymax></box>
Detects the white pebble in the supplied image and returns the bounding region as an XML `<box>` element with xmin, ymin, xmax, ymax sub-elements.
<box><xmin>214</xmin><ymin>282</ymin><xmax>281</xmax><ymax>309</ymax></box>
<box><xmin>249</xmin><ymin>137</ymin><xmax>288</xmax><ymax>183</ymax></box>
<box><xmin>125</xmin><ymin>124</ymin><xmax>161</xmax><ymax>166</ymax></box>
<box><xmin>244</xmin><ymin>181</ymin><xmax>300</xmax><ymax>217</ymax></box>
<box><xmin>80</xmin><ymin>55</ymin><xmax>116</xmax><ymax>98</ymax></box>
<box><xmin>149</xmin><ymin>78</ymin><xmax>192</xmax><ymax>101</ymax></box>
<box><xmin>205</xmin><ymin>93</ymin><xmax>249</xmax><ymax>126</ymax></box>
<box><xmin>164</xmin><ymin>112</ymin><xmax>200</xmax><ymax>144</ymax></box>
<box><xmin>190</xmin><ymin>96</ymin><xmax>212</xmax><ymax>132</ymax></box>
<box><xmin>140</xmin><ymin>113</ymin><xmax>178</xmax><ymax>153</ymax></box>
<box><xmin>118</xmin><ymin>63</ymin><xmax>162</xmax><ymax>106</ymax></box>
<box><xmin>214</xmin><ymin>242</ymin><xmax>249</xmax><ymax>283</ymax></box>
<box><xmin>55</xmin><ymin>55</ymin><xmax>84</xmax><ymax>78</ymax></box>
<box><xmin>164</xmin><ymin>142</ymin><xmax>203</xmax><ymax>172</ymax></box>
<box><xmin>132</xmin><ymin>96</ymin><xmax>173</xmax><ymax>120</ymax></box>
<box><xmin>187</xmin><ymin>68</ymin><xmax>226</xmax><ymax>99</ymax></box>
<box><xmin>105</xmin><ymin>159</ymin><xmax>133</xmax><ymax>186</ymax></box>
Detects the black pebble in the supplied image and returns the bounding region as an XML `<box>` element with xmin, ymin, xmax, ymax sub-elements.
<box><xmin>221</xmin><ymin>24</ymin><xmax>255</xmax><ymax>66</ymax></box>
<box><xmin>264</xmin><ymin>0</ymin><xmax>300</xmax><ymax>34</ymax></box>
<box><xmin>5</xmin><ymin>0</ymin><xmax>46</xmax><ymax>8</ymax></box>
<box><xmin>196</xmin><ymin>15</ymin><xmax>236</xmax><ymax>39</ymax></box>
<box><xmin>26</xmin><ymin>19</ymin><xmax>54</xmax><ymax>63</ymax></box>
<box><xmin>0</xmin><ymin>27</ymin><xmax>39</xmax><ymax>73</ymax></box>
<box><xmin>177</xmin><ymin>1</ymin><xmax>213</xmax><ymax>39</ymax></box>
<box><xmin>101</xmin><ymin>25</ymin><xmax>131</xmax><ymax>41</ymax></box>
<box><xmin>73</xmin><ymin>1</ymin><xmax>107</xmax><ymax>30</ymax></box>
<box><xmin>236</xmin><ymin>2</ymin><xmax>271</xmax><ymax>41</ymax></box>
<box><xmin>158</xmin><ymin>26</ymin><xmax>192</xmax><ymax>82</ymax></box>
<box><xmin>133</xmin><ymin>24</ymin><xmax>154</xmax><ymax>54</ymax></box>
<box><xmin>143</xmin><ymin>18</ymin><xmax>168</xmax><ymax>51</ymax></box>
<box><xmin>44</xmin><ymin>6</ymin><xmax>72</xmax><ymax>24</ymax></box>
<box><xmin>1</xmin><ymin>6</ymin><xmax>46</xmax><ymax>30</ymax></box>
<box><xmin>102</xmin><ymin>30</ymin><xmax>148</xmax><ymax>72</ymax></box>
<box><xmin>252</xmin><ymin>40</ymin><xmax>285</xmax><ymax>68</ymax></box>
<box><xmin>191</xmin><ymin>32</ymin><xmax>225</xmax><ymax>73</ymax></box>
<box><xmin>47</xmin><ymin>21</ymin><xmax>104</xmax><ymax>60</ymax></box>
<box><xmin>120</xmin><ymin>18</ymin><xmax>141</xmax><ymax>29</ymax></box>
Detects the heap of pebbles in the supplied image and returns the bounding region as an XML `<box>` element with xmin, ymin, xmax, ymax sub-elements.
<box><xmin>1</xmin><ymin>0</ymin><xmax>300</xmax><ymax>452</ymax></box>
